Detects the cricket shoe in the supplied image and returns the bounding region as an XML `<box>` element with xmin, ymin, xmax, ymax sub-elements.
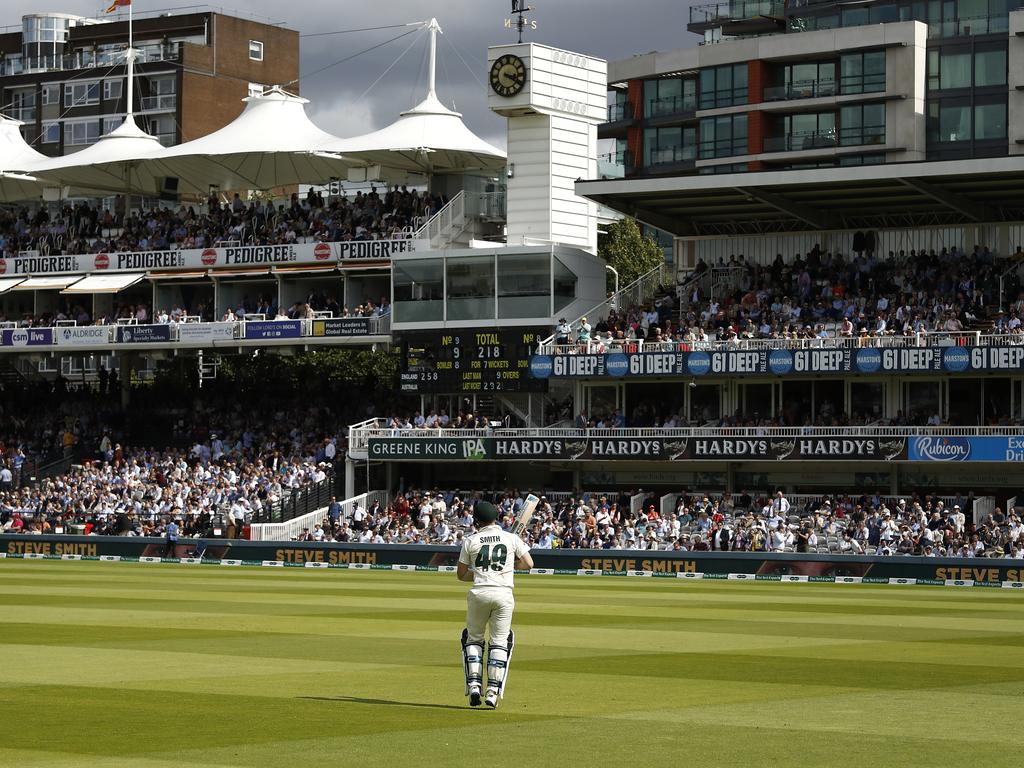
<box><xmin>485</xmin><ymin>689</ymin><xmax>499</xmax><ymax>709</ymax></box>
<box><xmin>468</xmin><ymin>686</ymin><xmax>482</xmax><ymax>707</ymax></box>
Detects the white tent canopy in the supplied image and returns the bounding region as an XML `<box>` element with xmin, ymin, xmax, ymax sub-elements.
<box><xmin>145</xmin><ymin>86</ymin><xmax>354</xmax><ymax>191</ymax></box>
<box><xmin>0</xmin><ymin>115</ymin><xmax>47</xmax><ymax>201</ymax></box>
<box><xmin>324</xmin><ymin>93</ymin><xmax>506</xmax><ymax>175</ymax></box>
<box><xmin>17</xmin><ymin>117</ymin><xmax>168</xmax><ymax>196</ymax></box>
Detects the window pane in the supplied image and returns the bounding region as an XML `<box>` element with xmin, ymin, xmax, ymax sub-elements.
<box><xmin>975</xmin><ymin>48</ymin><xmax>1006</xmax><ymax>86</ymax></box>
<box><xmin>553</xmin><ymin>257</ymin><xmax>577</xmax><ymax>313</ymax></box>
<box><xmin>446</xmin><ymin>255</ymin><xmax>495</xmax><ymax>321</ymax></box>
<box><xmin>498</xmin><ymin>253</ymin><xmax>550</xmax><ymax>318</ymax></box>
<box><xmin>939</xmin><ymin>51</ymin><xmax>970</xmax><ymax>88</ymax></box>
<box><xmin>939</xmin><ymin>104</ymin><xmax>971</xmax><ymax>141</ymax></box>
<box><xmin>393</xmin><ymin>259</ymin><xmax>444</xmax><ymax>322</ymax></box>
<box><xmin>974</xmin><ymin>101</ymin><xmax>1006</xmax><ymax>139</ymax></box>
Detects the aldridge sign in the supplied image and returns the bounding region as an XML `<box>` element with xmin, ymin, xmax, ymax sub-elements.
<box><xmin>367</xmin><ymin>436</ymin><xmax>910</xmax><ymax>461</ymax></box>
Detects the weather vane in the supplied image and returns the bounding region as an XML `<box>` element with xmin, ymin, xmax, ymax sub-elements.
<box><xmin>505</xmin><ymin>1</ymin><xmax>537</xmax><ymax>43</ymax></box>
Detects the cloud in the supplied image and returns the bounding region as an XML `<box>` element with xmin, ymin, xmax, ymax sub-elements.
<box><xmin>2</xmin><ymin>0</ymin><xmax>691</xmax><ymax>147</ymax></box>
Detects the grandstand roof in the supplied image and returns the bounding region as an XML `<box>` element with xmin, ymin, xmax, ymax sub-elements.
<box><xmin>323</xmin><ymin>93</ymin><xmax>506</xmax><ymax>175</ymax></box>
<box><xmin>149</xmin><ymin>86</ymin><xmax>354</xmax><ymax>191</ymax></box>
<box><xmin>0</xmin><ymin>115</ymin><xmax>47</xmax><ymax>201</ymax></box>
<box><xmin>18</xmin><ymin>117</ymin><xmax>166</xmax><ymax>197</ymax></box>
<box><xmin>576</xmin><ymin>157</ymin><xmax>1024</xmax><ymax>236</ymax></box>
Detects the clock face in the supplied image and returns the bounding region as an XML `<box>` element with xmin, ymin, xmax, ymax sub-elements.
<box><xmin>490</xmin><ymin>54</ymin><xmax>527</xmax><ymax>97</ymax></box>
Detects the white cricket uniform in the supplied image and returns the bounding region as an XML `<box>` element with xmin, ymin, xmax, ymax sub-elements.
<box><xmin>459</xmin><ymin>525</ymin><xmax>530</xmax><ymax>645</ymax></box>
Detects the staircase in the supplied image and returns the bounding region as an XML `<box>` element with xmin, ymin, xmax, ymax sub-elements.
<box><xmin>413</xmin><ymin>191</ymin><xmax>467</xmax><ymax>250</ymax></box>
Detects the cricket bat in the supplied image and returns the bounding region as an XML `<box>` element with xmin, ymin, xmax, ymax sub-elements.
<box><xmin>511</xmin><ymin>493</ymin><xmax>540</xmax><ymax>536</ymax></box>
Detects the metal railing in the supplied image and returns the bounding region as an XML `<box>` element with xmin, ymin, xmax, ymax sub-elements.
<box><xmin>536</xmin><ymin>331</ymin><xmax>1018</xmax><ymax>356</ymax></box>
<box><xmin>764</xmin><ymin>80</ymin><xmax>837</xmax><ymax>101</ymax></box>
<box><xmin>607</xmin><ymin>102</ymin><xmax>633</xmax><ymax>121</ymax></box>
<box><xmin>689</xmin><ymin>0</ymin><xmax>785</xmax><ymax>24</ymax></box>
<box><xmin>413</xmin><ymin>190</ymin><xmax>466</xmax><ymax>249</ymax></box>
<box><xmin>539</xmin><ymin>261</ymin><xmax>669</xmax><ymax>348</ymax></box>
<box><xmin>250</xmin><ymin>469</ymin><xmax>336</xmax><ymax>525</ymax></box>
<box><xmin>248</xmin><ymin>490</ymin><xmax>388</xmax><ymax>541</ymax></box>
<box><xmin>649</xmin><ymin>145</ymin><xmax>697</xmax><ymax>166</ymax></box>
<box><xmin>764</xmin><ymin>130</ymin><xmax>837</xmax><ymax>153</ymax></box>
<box><xmin>647</xmin><ymin>96</ymin><xmax>696</xmax><ymax>118</ymax></box>
<box><xmin>139</xmin><ymin>94</ymin><xmax>177</xmax><ymax>112</ymax></box>
<box><xmin>347</xmin><ymin>419</ymin><xmax>1023</xmax><ymax>454</ymax></box>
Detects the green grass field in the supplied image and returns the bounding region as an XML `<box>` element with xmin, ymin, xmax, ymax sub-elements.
<box><xmin>1</xmin><ymin>560</ymin><xmax>1023</xmax><ymax>767</ymax></box>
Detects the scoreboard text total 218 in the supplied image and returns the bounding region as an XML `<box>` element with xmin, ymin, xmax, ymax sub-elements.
<box><xmin>399</xmin><ymin>329</ymin><xmax>548</xmax><ymax>393</ymax></box>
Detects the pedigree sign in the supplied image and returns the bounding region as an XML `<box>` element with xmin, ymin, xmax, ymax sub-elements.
<box><xmin>0</xmin><ymin>239</ymin><xmax>419</xmax><ymax>277</ymax></box>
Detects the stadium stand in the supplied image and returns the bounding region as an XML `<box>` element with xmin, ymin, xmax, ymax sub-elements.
<box><xmin>286</xmin><ymin>489</ymin><xmax>1023</xmax><ymax>559</ymax></box>
<box><xmin>0</xmin><ymin>187</ymin><xmax>441</xmax><ymax>258</ymax></box>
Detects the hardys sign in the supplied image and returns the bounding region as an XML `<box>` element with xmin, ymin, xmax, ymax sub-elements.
<box><xmin>529</xmin><ymin>345</ymin><xmax>1024</xmax><ymax>379</ymax></box>
<box><xmin>0</xmin><ymin>239</ymin><xmax>416</xmax><ymax>277</ymax></box>
<box><xmin>367</xmin><ymin>436</ymin><xmax>910</xmax><ymax>462</ymax></box>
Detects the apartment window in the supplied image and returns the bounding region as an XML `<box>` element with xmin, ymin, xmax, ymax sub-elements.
<box><xmin>9</xmin><ymin>88</ymin><xmax>36</xmax><ymax>122</ymax></box>
<box><xmin>64</xmin><ymin>81</ymin><xmax>100</xmax><ymax>108</ymax></box>
<box><xmin>839</xmin><ymin>51</ymin><xmax>886</xmax><ymax>94</ymax></box>
<box><xmin>928</xmin><ymin>98</ymin><xmax>1007</xmax><ymax>142</ymax></box>
<box><xmin>41</xmin><ymin>84</ymin><xmax>59</xmax><ymax>105</ymax></box>
<box><xmin>41</xmin><ymin>122</ymin><xmax>60</xmax><ymax>144</ymax></box>
<box><xmin>248</xmin><ymin>39</ymin><xmax>264</xmax><ymax>61</ymax></box>
<box><xmin>840</xmin><ymin>104</ymin><xmax>886</xmax><ymax>146</ymax></box>
<box><xmin>698</xmin><ymin>114</ymin><xmax>748</xmax><ymax>159</ymax></box>
<box><xmin>64</xmin><ymin>119</ymin><xmax>101</xmax><ymax>146</ymax></box>
<box><xmin>104</xmin><ymin>79</ymin><xmax>123</xmax><ymax>101</ymax></box>
<box><xmin>699</xmin><ymin>63</ymin><xmax>747</xmax><ymax>109</ymax></box>
<box><xmin>766</xmin><ymin>112</ymin><xmax>836</xmax><ymax>152</ymax></box>
<box><xmin>644</xmin><ymin>126</ymin><xmax>696</xmax><ymax>166</ymax></box>
<box><xmin>143</xmin><ymin>76</ymin><xmax>176</xmax><ymax>111</ymax></box>
<box><xmin>103</xmin><ymin>116</ymin><xmax>121</xmax><ymax>135</ymax></box>
<box><xmin>767</xmin><ymin>61</ymin><xmax>836</xmax><ymax>100</ymax></box>
<box><xmin>928</xmin><ymin>45</ymin><xmax>1006</xmax><ymax>89</ymax></box>
<box><xmin>643</xmin><ymin>77</ymin><xmax>696</xmax><ymax>117</ymax></box>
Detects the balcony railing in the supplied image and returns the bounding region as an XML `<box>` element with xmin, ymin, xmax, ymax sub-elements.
<box><xmin>3</xmin><ymin>42</ymin><xmax>181</xmax><ymax>76</ymax></box>
<box><xmin>839</xmin><ymin>127</ymin><xmax>886</xmax><ymax>147</ymax></box>
<box><xmin>764</xmin><ymin>79</ymin><xmax>837</xmax><ymax>101</ymax></box>
<box><xmin>607</xmin><ymin>102</ymin><xmax>633</xmax><ymax>121</ymax></box>
<box><xmin>763</xmin><ymin>129</ymin><xmax>837</xmax><ymax>153</ymax></box>
<box><xmin>647</xmin><ymin>96</ymin><xmax>697</xmax><ymax>118</ymax></box>
<box><xmin>648</xmin><ymin>145</ymin><xmax>697</xmax><ymax>166</ymax></box>
<box><xmin>689</xmin><ymin>0</ymin><xmax>785</xmax><ymax>25</ymax></box>
<box><xmin>139</xmin><ymin>94</ymin><xmax>177</xmax><ymax>112</ymax></box>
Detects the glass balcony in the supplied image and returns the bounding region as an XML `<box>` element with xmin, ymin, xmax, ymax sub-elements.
<box><xmin>140</xmin><ymin>94</ymin><xmax>177</xmax><ymax>112</ymax></box>
<box><xmin>647</xmin><ymin>95</ymin><xmax>697</xmax><ymax>117</ymax></box>
<box><xmin>764</xmin><ymin>79</ymin><xmax>837</xmax><ymax>101</ymax></box>
<box><xmin>649</xmin><ymin>145</ymin><xmax>697</xmax><ymax>166</ymax></box>
<box><xmin>763</xmin><ymin>130</ymin><xmax>838</xmax><ymax>152</ymax></box>
<box><xmin>607</xmin><ymin>102</ymin><xmax>633</xmax><ymax>122</ymax></box>
<box><xmin>689</xmin><ymin>0</ymin><xmax>786</xmax><ymax>31</ymax></box>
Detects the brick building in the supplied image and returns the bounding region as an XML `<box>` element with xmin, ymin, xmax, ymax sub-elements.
<box><xmin>0</xmin><ymin>9</ymin><xmax>298</xmax><ymax>156</ymax></box>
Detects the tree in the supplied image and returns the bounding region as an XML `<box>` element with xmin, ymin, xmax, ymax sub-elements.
<box><xmin>597</xmin><ymin>218</ymin><xmax>665</xmax><ymax>293</ymax></box>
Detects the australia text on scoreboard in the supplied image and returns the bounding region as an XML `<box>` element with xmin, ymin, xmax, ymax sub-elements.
<box><xmin>529</xmin><ymin>346</ymin><xmax>1024</xmax><ymax>379</ymax></box>
<box><xmin>0</xmin><ymin>238</ymin><xmax>425</xmax><ymax>277</ymax></box>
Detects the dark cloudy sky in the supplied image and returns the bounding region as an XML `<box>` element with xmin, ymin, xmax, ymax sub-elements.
<box><xmin>4</xmin><ymin>1</ymin><xmax>691</xmax><ymax>147</ymax></box>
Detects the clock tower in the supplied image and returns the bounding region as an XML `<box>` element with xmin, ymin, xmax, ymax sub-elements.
<box><xmin>487</xmin><ymin>43</ymin><xmax>607</xmax><ymax>254</ymax></box>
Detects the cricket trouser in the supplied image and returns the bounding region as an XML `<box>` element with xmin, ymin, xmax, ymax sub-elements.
<box><xmin>466</xmin><ymin>586</ymin><xmax>514</xmax><ymax>645</ymax></box>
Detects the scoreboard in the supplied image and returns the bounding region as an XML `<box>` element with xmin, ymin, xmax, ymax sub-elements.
<box><xmin>399</xmin><ymin>329</ymin><xmax>548</xmax><ymax>394</ymax></box>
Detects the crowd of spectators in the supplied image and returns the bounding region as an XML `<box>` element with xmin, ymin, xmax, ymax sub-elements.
<box><xmin>554</xmin><ymin>244</ymin><xmax>1024</xmax><ymax>352</ymax></box>
<box><xmin>0</xmin><ymin>408</ymin><xmax>340</xmax><ymax>537</ymax></box>
<box><xmin>299</xmin><ymin>488</ymin><xmax>1023</xmax><ymax>560</ymax></box>
<box><xmin>0</xmin><ymin>185</ymin><xmax>441</xmax><ymax>258</ymax></box>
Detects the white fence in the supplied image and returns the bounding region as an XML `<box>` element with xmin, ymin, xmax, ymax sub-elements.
<box><xmin>248</xmin><ymin>490</ymin><xmax>389</xmax><ymax>541</ymax></box>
